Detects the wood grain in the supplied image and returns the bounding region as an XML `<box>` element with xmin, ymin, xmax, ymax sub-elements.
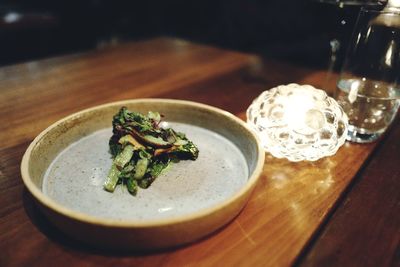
<box><xmin>297</xmin><ymin>117</ymin><xmax>400</xmax><ymax>267</ymax></box>
<box><xmin>0</xmin><ymin>38</ymin><xmax>253</xmax><ymax>149</ymax></box>
<box><xmin>0</xmin><ymin>37</ymin><xmax>396</xmax><ymax>267</ymax></box>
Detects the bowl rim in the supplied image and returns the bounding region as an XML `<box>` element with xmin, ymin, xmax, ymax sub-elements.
<box><xmin>21</xmin><ymin>98</ymin><xmax>265</xmax><ymax>228</ymax></box>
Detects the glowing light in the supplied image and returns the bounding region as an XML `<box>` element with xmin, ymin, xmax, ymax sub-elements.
<box><xmin>348</xmin><ymin>80</ymin><xmax>360</xmax><ymax>104</ymax></box>
<box><xmin>4</xmin><ymin>12</ymin><xmax>21</xmax><ymax>23</ymax></box>
<box><xmin>158</xmin><ymin>207</ymin><xmax>173</xmax><ymax>213</ymax></box>
<box><xmin>246</xmin><ymin>84</ymin><xmax>348</xmax><ymax>162</ymax></box>
<box><xmin>385</xmin><ymin>40</ymin><xmax>395</xmax><ymax>67</ymax></box>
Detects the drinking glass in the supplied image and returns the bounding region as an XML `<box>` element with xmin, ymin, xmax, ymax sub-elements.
<box><xmin>334</xmin><ymin>7</ymin><xmax>400</xmax><ymax>142</ymax></box>
<box><xmin>315</xmin><ymin>0</ymin><xmax>385</xmax><ymax>71</ymax></box>
<box><xmin>313</xmin><ymin>0</ymin><xmax>385</xmax><ymax>93</ymax></box>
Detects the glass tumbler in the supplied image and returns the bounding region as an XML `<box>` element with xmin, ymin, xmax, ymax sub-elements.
<box><xmin>334</xmin><ymin>7</ymin><xmax>400</xmax><ymax>143</ymax></box>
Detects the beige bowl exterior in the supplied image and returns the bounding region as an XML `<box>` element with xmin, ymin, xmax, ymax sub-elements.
<box><xmin>20</xmin><ymin>99</ymin><xmax>265</xmax><ymax>250</ymax></box>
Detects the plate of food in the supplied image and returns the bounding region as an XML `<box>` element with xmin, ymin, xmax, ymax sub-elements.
<box><xmin>21</xmin><ymin>99</ymin><xmax>265</xmax><ymax>250</ymax></box>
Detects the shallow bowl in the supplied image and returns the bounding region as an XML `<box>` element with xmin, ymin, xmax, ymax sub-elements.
<box><xmin>21</xmin><ymin>99</ymin><xmax>265</xmax><ymax>250</ymax></box>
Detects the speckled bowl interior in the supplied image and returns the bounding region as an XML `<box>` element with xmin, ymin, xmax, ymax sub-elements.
<box><xmin>21</xmin><ymin>99</ymin><xmax>265</xmax><ymax>250</ymax></box>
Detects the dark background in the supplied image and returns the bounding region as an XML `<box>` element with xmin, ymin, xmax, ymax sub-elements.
<box><xmin>0</xmin><ymin>0</ymin><xmax>384</xmax><ymax>68</ymax></box>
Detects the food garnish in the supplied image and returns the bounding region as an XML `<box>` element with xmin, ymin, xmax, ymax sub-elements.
<box><xmin>104</xmin><ymin>107</ymin><xmax>199</xmax><ymax>195</ymax></box>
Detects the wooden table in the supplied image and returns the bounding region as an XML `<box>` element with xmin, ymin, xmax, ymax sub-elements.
<box><xmin>0</xmin><ymin>38</ymin><xmax>399</xmax><ymax>267</ymax></box>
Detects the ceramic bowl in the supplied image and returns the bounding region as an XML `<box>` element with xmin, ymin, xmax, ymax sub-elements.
<box><xmin>21</xmin><ymin>99</ymin><xmax>265</xmax><ymax>250</ymax></box>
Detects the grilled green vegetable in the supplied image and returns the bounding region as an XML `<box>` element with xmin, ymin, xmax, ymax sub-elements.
<box><xmin>104</xmin><ymin>107</ymin><xmax>199</xmax><ymax>196</ymax></box>
<box><xmin>126</xmin><ymin>178</ymin><xmax>138</xmax><ymax>195</ymax></box>
<box><xmin>133</xmin><ymin>158</ymin><xmax>149</xmax><ymax>180</ymax></box>
<box><xmin>114</xmin><ymin>145</ymin><xmax>134</xmax><ymax>169</ymax></box>
<box><xmin>104</xmin><ymin>164</ymin><xmax>120</xmax><ymax>192</ymax></box>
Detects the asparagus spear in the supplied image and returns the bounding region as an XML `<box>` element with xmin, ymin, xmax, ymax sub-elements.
<box><xmin>103</xmin><ymin>145</ymin><xmax>134</xmax><ymax>191</ymax></box>
<box><xmin>103</xmin><ymin>164</ymin><xmax>120</xmax><ymax>192</ymax></box>
<box><xmin>114</xmin><ymin>144</ymin><xmax>135</xmax><ymax>169</ymax></box>
<box><xmin>126</xmin><ymin>178</ymin><xmax>138</xmax><ymax>195</ymax></box>
<box><xmin>133</xmin><ymin>158</ymin><xmax>149</xmax><ymax>180</ymax></box>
